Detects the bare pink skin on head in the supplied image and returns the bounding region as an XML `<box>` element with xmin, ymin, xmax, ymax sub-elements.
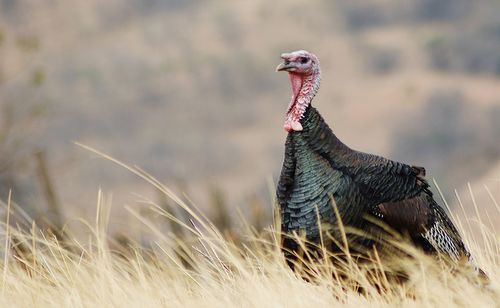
<box><xmin>276</xmin><ymin>50</ymin><xmax>321</xmax><ymax>132</ymax></box>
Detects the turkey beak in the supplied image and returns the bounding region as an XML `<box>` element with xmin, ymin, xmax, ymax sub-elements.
<box><xmin>276</xmin><ymin>53</ymin><xmax>295</xmax><ymax>72</ymax></box>
<box><xmin>276</xmin><ymin>61</ymin><xmax>294</xmax><ymax>72</ymax></box>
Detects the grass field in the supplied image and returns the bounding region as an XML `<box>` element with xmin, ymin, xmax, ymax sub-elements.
<box><xmin>0</xmin><ymin>149</ymin><xmax>499</xmax><ymax>307</ymax></box>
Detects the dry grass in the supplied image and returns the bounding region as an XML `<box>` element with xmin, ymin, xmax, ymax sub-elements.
<box><xmin>0</xmin><ymin>147</ymin><xmax>499</xmax><ymax>307</ymax></box>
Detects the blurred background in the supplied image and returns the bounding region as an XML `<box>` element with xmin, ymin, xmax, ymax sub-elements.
<box><xmin>0</xmin><ymin>0</ymin><xmax>499</xmax><ymax>240</ymax></box>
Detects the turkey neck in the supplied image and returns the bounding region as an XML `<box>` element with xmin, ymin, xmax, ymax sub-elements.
<box><xmin>286</xmin><ymin>67</ymin><xmax>351</xmax><ymax>158</ymax></box>
<box><xmin>284</xmin><ymin>68</ymin><xmax>321</xmax><ymax>131</ymax></box>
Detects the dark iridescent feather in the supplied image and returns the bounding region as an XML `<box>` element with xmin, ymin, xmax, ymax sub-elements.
<box><xmin>277</xmin><ymin>105</ymin><xmax>472</xmax><ymax>263</ymax></box>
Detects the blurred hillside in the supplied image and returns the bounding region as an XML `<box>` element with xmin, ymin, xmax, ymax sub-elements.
<box><xmin>0</xmin><ymin>0</ymin><xmax>499</xmax><ymax>234</ymax></box>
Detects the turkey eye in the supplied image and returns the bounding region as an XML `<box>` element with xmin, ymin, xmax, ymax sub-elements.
<box><xmin>300</xmin><ymin>57</ymin><xmax>309</xmax><ymax>64</ymax></box>
<box><xmin>284</xmin><ymin>60</ymin><xmax>290</xmax><ymax>65</ymax></box>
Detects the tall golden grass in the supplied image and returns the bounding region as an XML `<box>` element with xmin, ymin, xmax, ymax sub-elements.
<box><xmin>0</xmin><ymin>145</ymin><xmax>499</xmax><ymax>307</ymax></box>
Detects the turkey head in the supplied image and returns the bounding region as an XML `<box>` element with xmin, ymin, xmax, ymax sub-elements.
<box><xmin>276</xmin><ymin>50</ymin><xmax>321</xmax><ymax>132</ymax></box>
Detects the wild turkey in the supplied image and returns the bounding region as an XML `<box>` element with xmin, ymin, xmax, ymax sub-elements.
<box><xmin>275</xmin><ymin>50</ymin><xmax>477</xmax><ymax>269</ymax></box>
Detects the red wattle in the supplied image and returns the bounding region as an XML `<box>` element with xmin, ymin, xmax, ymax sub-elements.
<box><xmin>289</xmin><ymin>73</ymin><xmax>303</xmax><ymax>99</ymax></box>
<box><xmin>284</xmin><ymin>73</ymin><xmax>309</xmax><ymax>132</ymax></box>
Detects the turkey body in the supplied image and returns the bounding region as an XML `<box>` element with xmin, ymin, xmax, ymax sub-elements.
<box><xmin>277</xmin><ymin>105</ymin><xmax>471</xmax><ymax>262</ymax></box>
